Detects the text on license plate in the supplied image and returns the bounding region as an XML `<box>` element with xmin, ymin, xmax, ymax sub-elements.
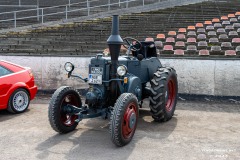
<box><xmin>91</xmin><ymin>67</ymin><xmax>103</xmax><ymax>74</ymax></box>
<box><xmin>89</xmin><ymin>74</ymin><xmax>102</xmax><ymax>84</ymax></box>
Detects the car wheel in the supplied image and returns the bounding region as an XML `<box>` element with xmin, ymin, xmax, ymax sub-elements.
<box><xmin>8</xmin><ymin>88</ymin><xmax>30</xmax><ymax>113</ymax></box>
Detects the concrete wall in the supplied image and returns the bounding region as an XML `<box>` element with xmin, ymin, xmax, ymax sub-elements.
<box><xmin>161</xmin><ymin>58</ymin><xmax>240</xmax><ymax>96</ymax></box>
<box><xmin>0</xmin><ymin>56</ymin><xmax>239</xmax><ymax>97</ymax></box>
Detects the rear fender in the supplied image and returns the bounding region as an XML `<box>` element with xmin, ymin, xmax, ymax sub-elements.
<box><xmin>1</xmin><ymin>82</ymin><xmax>30</xmax><ymax>107</ymax></box>
<box><xmin>9</xmin><ymin>82</ymin><xmax>29</xmax><ymax>95</ymax></box>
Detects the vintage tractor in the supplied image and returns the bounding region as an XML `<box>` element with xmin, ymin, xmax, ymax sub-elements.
<box><xmin>48</xmin><ymin>15</ymin><xmax>178</xmax><ymax>146</ymax></box>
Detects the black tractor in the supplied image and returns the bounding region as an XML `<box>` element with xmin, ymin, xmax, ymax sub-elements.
<box><xmin>48</xmin><ymin>15</ymin><xmax>178</xmax><ymax>146</ymax></box>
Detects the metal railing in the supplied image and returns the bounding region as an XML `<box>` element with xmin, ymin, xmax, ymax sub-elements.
<box><xmin>0</xmin><ymin>0</ymin><xmax>38</xmax><ymax>8</ymax></box>
<box><xmin>0</xmin><ymin>0</ymin><xmax>164</xmax><ymax>29</ymax></box>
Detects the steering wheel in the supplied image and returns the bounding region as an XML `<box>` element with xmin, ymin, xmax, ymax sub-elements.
<box><xmin>123</xmin><ymin>37</ymin><xmax>142</xmax><ymax>52</ymax></box>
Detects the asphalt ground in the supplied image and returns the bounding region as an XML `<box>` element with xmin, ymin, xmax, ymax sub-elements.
<box><xmin>0</xmin><ymin>95</ymin><xmax>240</xmax><ymax>160</ymax></box>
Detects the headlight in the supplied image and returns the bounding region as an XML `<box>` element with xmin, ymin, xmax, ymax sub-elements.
<box><xmin>117</xmin><ymin>65</ymin><xmax>127</xmax><ymax>76</ymax></box>
<box><xmin>64</xmin><ymin>62</ymin><xmax>74</xmax><ymax>72</ymax></box>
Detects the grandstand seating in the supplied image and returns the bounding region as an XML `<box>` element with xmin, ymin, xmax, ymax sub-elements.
<box><xmin>0</xmin><ymin>0</ymin><xmax>239</xmax><ymax>57</ymax></box>
<box><xmin>157</xmin><ymin>8</ymin><xmax>240</xmax><ymax>57</ymax></box>
<box><xmin>199</xmin><ymin>49</ymin><xmax>209</xmax><ymax>56</ymax></box>
<box><xmin>174</xmin><ymin>49</ymin><xmax>184</xmax><ymax>56</ymax></box>
<box><xmin>0</xmin><ymin>0</ymin><xmax>140</xmax><ymax>29</ymax></box>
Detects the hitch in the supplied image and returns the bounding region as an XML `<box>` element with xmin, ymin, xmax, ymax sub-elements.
<box><xmin>63</xmin><ymin>104</ymin><xmax>108</xmax><ymax>123</ymax></box>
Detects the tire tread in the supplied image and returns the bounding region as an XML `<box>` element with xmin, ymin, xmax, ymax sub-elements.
<box><xmin>48</xmin><ymin>86</ymin><xmax>81</xmax><ymax>133</ymax></box>
<box><xmin>110</xmin><ymin>93</ymin><xmax>138</xmax><ymax>146</ymax></box>
<box><xmin>149</xmin><ymin>67</ymin><xmax>178</xmax><ymax>122</ymax></box>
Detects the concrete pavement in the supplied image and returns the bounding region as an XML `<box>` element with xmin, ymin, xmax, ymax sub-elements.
<box><xmin>0</xmin><ymin>96</ymin><xmax>239</xmax><ymax>160</ymax></box>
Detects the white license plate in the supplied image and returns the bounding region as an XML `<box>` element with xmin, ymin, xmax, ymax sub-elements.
<box><xmin>91</xmin><ymin>67</ymin><xmax>103</xmax><ymax>74</ymax></box>
<box><xmin>89</xmin><ymin>74</ymin><xmax>102</xmax><ymax>84</ymax></box>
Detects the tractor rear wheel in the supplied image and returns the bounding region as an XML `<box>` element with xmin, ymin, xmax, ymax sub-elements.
<box><xmin>149</xmin><ymin>67</ymin><xmax>178</xmax><ymax>122</ymax></box>
<box><xmin>110</xmin><ymin>93</ymin><xmax>139</xmax><ymax>146</ymax></box>
<box><xmin>48</xmin><ymin>86</ymin><xmax>82</xmax><ymax>133</ymax></box>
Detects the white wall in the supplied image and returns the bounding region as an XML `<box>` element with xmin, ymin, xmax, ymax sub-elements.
<box><xmin>1</xmin><ymin>56</ymin><xmax>240</xmax><ymax>96</ymax></box>
<box><xmin>161</xmin><ymin>59</ymin><xmax>240</xmax><ymax>96</ymax></box>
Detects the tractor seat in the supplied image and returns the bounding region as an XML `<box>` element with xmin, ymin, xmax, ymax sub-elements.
<box><xmin>132</xmin><ymin>41</ymin><xmax>157</xmax><ymax>58</ymax></box>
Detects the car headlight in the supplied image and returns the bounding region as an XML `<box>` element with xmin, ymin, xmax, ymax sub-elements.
<box><xmin>64</xmin><ymin>62</ymin><xmax>74</xmax><ymax>72</ymax></box>
<box><xmin>117</xmin><ymin>65</ymin><xmax>127</xmax><ymax>76</ymax></box>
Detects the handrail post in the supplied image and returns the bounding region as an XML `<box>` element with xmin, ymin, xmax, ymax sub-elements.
<box><xmin>143</xmin><ymin>0</ymin><xmax>145</xmax><ymax>6</ymax></box>
<box><xmin>108</xmin><ymin>0</ymin><xmax>110</xmax><ymax>11</ymax></box>
<box><xmin>37</xmin><ymin>0</ymin><xmax>39</xmax><ymax>21</ymax></box>
<box><xmin>14</xmin><ymin>12</ymin><xmax>16</xmax><ymax>28</ymax></box>
<box><xmin>19</xmin><ymin>0</ymin><xmax>21</xmax><ymax>6</ymax></box>
<box><xmin>87</xmin><ymin>0</ymin><xmax>90</xmax><ymax>16</ymax></box>
<box><xmin>66</xmin><ymin>5</ymin><xmax>68</xmax><ymax>19</ymax></box>
<box><xmin>119</xmin><ymin>0</ymin><xmax>121</xmax><ymax>7</ymax></box>
<box><xmin>126</xmin><ymin>0</ymin><xmax>129</xmax><ymax>8</ymax></box>
<box><xmin>69</xmin><ymin>0</ymin><xmax>71</xmax><ymax>7</ymax></box>
<box><xmin>41</xmin><ymin>8</ymin><xmax>44</xmax><ymax>24</ymax></box>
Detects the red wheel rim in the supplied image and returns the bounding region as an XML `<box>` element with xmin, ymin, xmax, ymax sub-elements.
<box><xmin>166</xmin><ymin>79</ymin><xmax>176</xmax><ymax>112</ymax></box>
<box><xmin>60</xmin><ymin>94</ymin><xmax>79</xmax><ymax>126</ymax></box>
<box><xmin>122</xmin><ymin>102</ymin><xmax>137</xmax><ymax>139</ymax></box>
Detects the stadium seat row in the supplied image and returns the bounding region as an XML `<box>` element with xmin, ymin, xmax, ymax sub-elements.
<box><xmin>147</xmin><ymin>11</ymin><xmax>240</xmax><ymax>56</ymax></box>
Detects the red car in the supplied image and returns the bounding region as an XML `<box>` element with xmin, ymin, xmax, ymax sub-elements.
<box><xmin>0</xmin><ymin>60</ymin><xmax>37</xmax><ymax>113</ymax></box>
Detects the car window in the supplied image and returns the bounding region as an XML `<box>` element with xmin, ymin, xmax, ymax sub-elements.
<box><xmin>0</xmin><ymin>65</ymin><xmax>13</xmax><ymax>77</ymax></box>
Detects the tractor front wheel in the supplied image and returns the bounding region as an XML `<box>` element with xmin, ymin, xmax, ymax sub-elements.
<box><xmin>48</xmin><ymin>86</ymin><xmax>82</xmax><ymax>133</ymax></box>
<box><xmin>149</xmin><ymin>67</ymin><xmax>178</xmax><ymax>122</ymax></box>
<box><xmin>110</xmin><ymin>93</ymin><xmax>139</xmax><ymax>146</ymax></box>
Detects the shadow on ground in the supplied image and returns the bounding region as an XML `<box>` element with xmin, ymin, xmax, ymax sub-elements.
<box><xmin>0</xmin><ymin>109</ymin><xmax>30</xmax><ymax>122</ymax></box>
<box><xmin>177</xmin><ymin>101</ymin><xmax>240</xmax><ymax>113</ymax></box>
<box><xmin>35</xmin><ymin>108</ymin><xmax>177</xmax><ymax>160</ymax></box>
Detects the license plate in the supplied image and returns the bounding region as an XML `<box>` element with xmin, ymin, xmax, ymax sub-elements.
<box><xmin>89</xmin><ymin>74</ymin><xmax>102</xmax><ymax>84</ymax></box>
<box><xmin>91</xmin><ymin>67</ymin><xmax>103</xmax><ymax>74</ymax></box>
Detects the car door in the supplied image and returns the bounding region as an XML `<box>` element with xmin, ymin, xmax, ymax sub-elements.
<box><xmin>0</xmin><ymin>65</ymin><xmax>14</xmax><ymax>108</ymax></box>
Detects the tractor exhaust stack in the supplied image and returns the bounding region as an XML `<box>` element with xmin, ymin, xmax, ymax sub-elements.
<box><xmin>107</xmin><ymin>15</ymin><xmax>123</xmax><ymax>102</ymax></box>
<box><xmin>107</xmin><ymin>15</ymin><xmax>123</xmax><ymax>62</ymax></box>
